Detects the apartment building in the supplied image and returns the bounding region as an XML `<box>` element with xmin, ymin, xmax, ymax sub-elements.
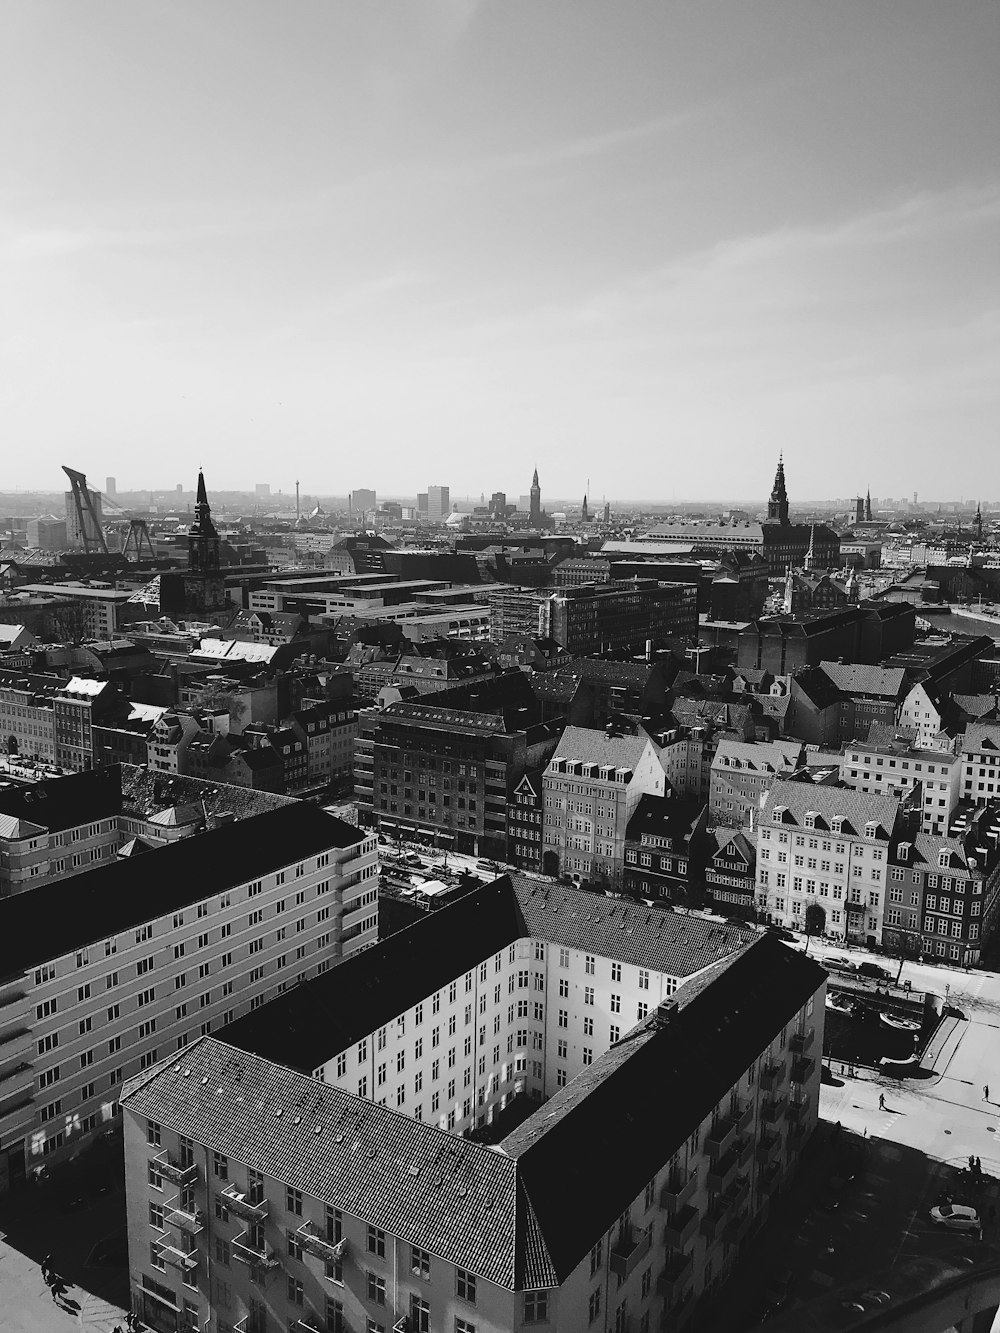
<box><xmin>542</xmin><ymin>727</ymin><xmax>665</xmax><ymax>886</ymax></box>
<box><xmin>709</xmin><ymin>739</ymin><xmax>805</xmax><ymax>829</ymax></box>
<box><xmin>539</xmin><ymin>579</ymin><xmax>698</xmax><ymax>656</ymax></box>
<box><xmin>0</xmin><ymin>766</ymin><xmax>122</xmax><ymax>895</ymax></box>
<box><xmin>840</xmin><ymin>738</ymin><xmax>961</xmax><ymax>836</ymax></box>
<box><xmin>0</xmin><ymin>668</ymin><xmax>62</xmax><ymax>762</ymax></box>
<box><xmin>883</xmin><ymin>825</ymin><xmax>1000</xmax><ymax>967</ymax></box>
<box><xmin>120</xmin><ymin>876</ymin><xmax>825</xmax><ymax>1333</ymax></box>
<box><xmin>898</xmin><ymin>682</ymin><xmax>949</xmax><ymax>749</ymax></box>
<box><xmin>817</xmin><ymin>662</ymin><xmax>908</xmax><ymax>742</ymax></box>
<box><xmin>289</xmin><ymin>700</ymin><xmax>358</xmax><ymax>787</ymax></box>
<box><xmin>961</xmin><ymin>722</ymin><xmax>1000</xmax><ymax>806</ymax></box>
<box><xmin>506</xmin><ymin>770</ymin><xmax>543</xmax><ymax>871</ymax></box>
<box><xmin>623</xmin><ymin>794</ymin><xmax>712</xmax><ymax>903</ymax></box>
<box><xmin>365</xmin><ymin>700</ymin><xmax>561</xmax><ymax>860</ymax></box>
<box><xmin>0</xmin><ymin>804</ymin><xmax>377</xmax><ymax>1192</ymax></box>
<box><xmin>756</xmin><ymin>780</ymin><xmax>907</xmax><ymax>945</ymax></box>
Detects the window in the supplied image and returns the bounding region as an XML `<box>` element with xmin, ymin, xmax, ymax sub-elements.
<box><xmin>589</xmin><ymin>1288</ymin><xmax>602</xmax><ymax>1323</ymax></box>
<box><xmin>457</xmin><ymin>1268</ymin><xmax>477</xmax><ymax>1303</ymax></box>
<box><xmin>584</xmin><ymin>987</ymin><xmax>595</xmax><ymax>1006</ymax></box>
<box><xmin>411</xmin><ymin>1246</ymin><xmax>431</xmax><ymax>1279</ymax></box>
<box><xmin>286</xmin><ymin>1186</ymin><xmax>303</xmax><ymax>1216</ymax></box>
<box><xmin>367</xmin><ymin>1226</ymin><xmax>386</xmax><ymax>1258</ymax></box>
<box><xmin>524</xmin><ymin>1291</ymin><xmax>549</xmax><ymax>1322</ymax></box>
<box><xmin>409</xmin><ymin>1295</ymin><xmax>431</xmax><ymax>1332</ymax></box>
<box><xmin>366</xmin><ymin>1272</ymin><xmax>386</xmax><ymax>1305</ymax></box>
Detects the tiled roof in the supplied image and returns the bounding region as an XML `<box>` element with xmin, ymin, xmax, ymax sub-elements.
<box><xmin>120</xmin><ymin>1039</ymin><xmax>527</xmax><ymax>1289</ymax></box>
<box><xmin>712</xmin><ymin>738</ymin><xmax>803</xmax><ymax>772</ymax></box>
<box><xmin>0</xmin><ymin>802</ymin><xmax>363</xmax><ymax>980</ymax></box>
<box><xmin>819</xmin><ymin>662</ymin><xmax>907</xmax><ymax>698</ymax></box>
<box><xmin>962</xmin><ymin>722</ymin><xmax>1000</xmax><ymax>753</ymax></box>
<box><xmin>123</xmin><ymin>933</ymin><xmax>824</xmax><ymax>1291</ymax></box>
<box><xmin>549</xmin><ymin>725</ymin><xmax>651</xmax><ymax>769</ymax></box>
<box><xmin>760</xmin><ymin>777</ymin><xmax>900</xmax><ymax>836</ymax></box>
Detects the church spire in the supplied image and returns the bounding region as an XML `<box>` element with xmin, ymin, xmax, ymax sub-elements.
<box><xmin>864</xmin><ymin>489</ymin><xmax>872</xmax><ymax>522</ymax></box>
<box><xmin>766</xmin><ymin>454</ymin><xmax>790</xmax><ymax>526</ymax></box>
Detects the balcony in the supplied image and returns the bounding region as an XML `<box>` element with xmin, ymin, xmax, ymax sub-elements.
<box><xmin>790</xmin><ymin>1026</ymin><xmax>815</xmax><ymax>1055</ymax></box>
<box><xmin>292</xmin><ymin>1315</ymin><xmax>329</xmax><ymax>1333</ymax></box>
<box><xmin>787</xmin><ymin>1097</ymin><xmax>809</xmax><ymax>1124</ymax></box>
<box><xmin>296</xmin><ymin>1221</ymin><xmax>348</xmax><ymax>1263</ymax></box>
<box><xmin>705</xmin><ymin>1113</ymin><xmax>739</xmax><ymax>1159</ymax></box>
<box><xmin>656</xmin><ymin>1251</ymin><xmax>693</xmax><ymax>1301</ymax></box>
<box><xmin>756</xmin><ymin>1129</ymin><xmax>781</xmax><ymax>1163</ymax></box>
<box><xmin>156</xmin><ymin>1241</ymin><xmax>199</xmax><ymax>1273</ymax></box>
<box><xmin>233</xmin><ymin>1230</ymin><xmax>280</xmax><ymax>1269</ymax></box>
<box><xmin>663</xmin><ymin>1204</ymin><xmax>699</xmax><ymax>1249</ymax></box>
<box><xmin>154</xmin><ymin>1150</ymin><xmax>197</xmax><ymax>1187</ymax></box>
<box><xmin>609</xmin><ymin>1226</ymin><xmax>652</xmax><ymax>1281</ymax></box>
<box><xmin>791</xmin><ymin>1055</ymin><xmax>816</xmax><ymax>1084</ymax></box>
<box><xmin>222</xmin><ymin>1182</ymin><xmax>269</xmax><ymax>1220</ymax></box>
<box><xmin>759</xmin><ymin>1060</ymin><xmax>785</xmax><ymax>1091</ymax></box>
<box><xmin>761</xmin><ymin>1094</ymin><xmax>787</xmax><ymax>1124</ymax></box>
<box><xmin>707</xmin><ymin>1144</ymin><xmax>741</xmax><ymax>1193</ymax></box>
<box><xmin>165</xmin><ymin>1200</ymin><xmax>205</xmax><ymax>1235</ymax></box>
<box><xmin>659</xmin><ymin>1172</ymin><xmax>697</xmax><ymax>1211</ymax></box>
<box><xmin>735</xmin><ymin>1101</ymin><xmax>754</xmax><ymax>1133</ymax></box>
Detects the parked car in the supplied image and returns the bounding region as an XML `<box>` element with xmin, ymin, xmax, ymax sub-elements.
<box><xmin>930</xmin><ymin>1203</ymin><xmax>981</xmax><ymax>1232</ymax></box>
<box><xmin>858</xmin><ymin>961</ymin><xmax>892</xmax><ymax>981</ymax></box>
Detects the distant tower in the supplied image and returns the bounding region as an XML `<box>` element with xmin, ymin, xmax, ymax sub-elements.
<box><xmin>803</xmin><ymin>524</ymin><xmax>819</xmax><ymax>572</ymax></box>
<box><xmin>864</xmin><ymin>490</ymin><xmax>872</xmax><ymax>522</ymax></box>
<box><xmin>603</xmin><ymin>500</ymin><xmax>610</xmax><ymax>524</ymax></box>
<box><xmin>187</xmin><ymin>470</ymin><xmax>220</xmax><ymax>574</ymax></box>
<box><xmin>530</xmin><ymin>468</ymin><xmax>541</xmax><ymax>526</ymax></box>
<box><xmin>296</xmin><ymin>481</ymin><xmax>300</xmax><ymax>522</ymax></box>
<box><xmin>975</xmin><ymin>503</ymin><xmax>983</xmax><ymax>541</ymax></box>
<box><xmin>855</xmin><ymin>496</ymin><xmax>864</xmax><ymax>525</ymax></box>
<box><xmin>766</xmin><ymin>455</ymin><xmax>790</xmax><ymax>526</ymax></box>
<box><xmin>581</xmin><ymin>494</ymin><xmax>589</xmax><ymax>523</ymax></box>
<box><xmin>845</xmin><ymin>567</ymin><xmax>860</xmax><ymax>603</ymax></box>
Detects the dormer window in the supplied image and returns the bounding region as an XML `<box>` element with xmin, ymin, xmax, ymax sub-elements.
<box><xmin>772</xmin><ymin>805</ymin><xmax>787</xmax><ymax>823</ymax></box>
<box><xmin>804</xmin><ymin>812</ymin><xmax>817</xmax><ymax>830</ymax></box>
<box><xmin>897</xmin><ymin>842</ymin><xmax>910</xmax><ymax>862</ymax></box>
<box><xmin>865</xmin><ymin>821</ymin><xmax>879</xmax><ymax>839</ymax></box>
<box><xmin>938</xmin><ymin>850</ymin><xmax>950</xmax><ymax>869</ymax></box>
<box><xmin>831</xmin><ymin>816</ymin><xmax>845</xmax><ymax>832</ymax></box>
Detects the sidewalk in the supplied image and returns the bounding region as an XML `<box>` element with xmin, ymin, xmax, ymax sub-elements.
<box><xmin>0</xmin><ymin>1237</ymin><xmax>128</xmax><ymax>1333</ymax></box>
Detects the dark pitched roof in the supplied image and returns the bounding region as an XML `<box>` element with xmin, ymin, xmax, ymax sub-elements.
<box><xmin>502</xmin><ymin>934</ymin><xmax>826</xmax><ymax>1283</ymax></box>
<box><xmin>0</xmin><ymin>802</ymin><xmax>363</xmax><ymax>981</ymax></box>
<box><xmin>0</xmin><ymin>764</ymin><xmax>122</xmax><ymax>833</ymax></box>
<box><xmin>221</xmin><ymin>879</ymin><xmax>522</xmax><ymax>1072</ymax></box>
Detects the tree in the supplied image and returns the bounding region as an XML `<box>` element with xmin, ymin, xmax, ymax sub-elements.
<box><xmin>6</xmin><ymin>735</ymin><xmax>17</xmax><ymax>756</ymax></box>
<box><xmin>190</xmin><ymin>685</ymin><xmax>247</xmax><ymax>726</ymax></box>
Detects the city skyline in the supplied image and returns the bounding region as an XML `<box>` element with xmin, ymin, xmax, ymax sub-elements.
<box><xmin>1</xmin><ymin>2</ymin><xmax>998</xmax><ymax>496</ymax></box>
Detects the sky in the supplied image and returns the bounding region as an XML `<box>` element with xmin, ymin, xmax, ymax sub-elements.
<box><xmin>1</xmin><ymin>0</ymin><xmax>998</xmax><ymax>502</ymax></box>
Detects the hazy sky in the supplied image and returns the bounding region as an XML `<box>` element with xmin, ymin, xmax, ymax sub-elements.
<box><xmin>1</xmin><ymin>1</ymin><xmax>997</xmax><ymax>501</ymax></box>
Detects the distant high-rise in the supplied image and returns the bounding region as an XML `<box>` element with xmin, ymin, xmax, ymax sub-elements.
<box><xmin>351</xmin><ymin>488</ymin><xmax>376</xmax><ymax>516</ymax></box>
<box><xmin>855</xmin><ymin>497</ymin><xmax>864</xmax><ymax>525</ymax></box>
<box><xmin>765</xmin><ymin>455</ymin><xmax>790</xmax><ymax>526</ymax></box>
<box><xmin>417</xmin><ymin>492</ymin><xmax>428</xmax><ymax>515</ymax></box>
<box><xmin>427</xmin><ymin>485</ymin><xmax>449</xmax><ymax>520</ymax></box>
<box><xmin>255</xmin><ymin>482</ymin><xmax>270</xmax><ymax>498</ymax></box>
<box><xmin>105</xmin><ymin>476</ymin><xmax>116</xmax><ymax>498</ymax></box>
<box><xmin>530</xmin><ymin>468</ymin><xmax>541</xmax><ymax>525</ymax></box>
<box><xmin>603</xmin><ymin>500</ymin><xmax>610</xmax><ymax>524</ymax></box>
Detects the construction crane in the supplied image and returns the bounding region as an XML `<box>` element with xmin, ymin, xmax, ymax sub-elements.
<box><xmin>121</xmin><ymin>519</ymin><xmax>156</xmax><ymax>562</ymax></box>
<box><xmin>62</xmin><ymin>465</ymin><xmax>110</xmax><ymax>554</ymax></box>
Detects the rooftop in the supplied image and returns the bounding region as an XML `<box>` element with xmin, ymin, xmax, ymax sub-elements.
<box><xmin>549</xmin><ymin>725</ymin><xmax>651</xmax><ymax>769</ymax></box>
<box><xmin>0</xmin><ymin>800</ymin><xmax>364</xmax><ymax>980</ymax></box>
<box><xmin>122</xmin><ymin>932</ymin><xmax>823</xmax><ymax>1290</ymax></box>
<box><xmin>761</xmin><ymin>777</ymin><xmax>900</xmax><ymax>837</ymax></box>
<box><xmin>221</xmin><ymin>875</ymin><xmax>757</xmax><ymax>1075</ymax></box>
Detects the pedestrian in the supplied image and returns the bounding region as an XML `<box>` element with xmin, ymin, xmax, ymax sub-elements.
<box><xmin>49</xmin><ymin>1274</ymin><xmax>65</xmax><ymax>1303</ymax></box>
<box><xmin>40</xmin><ymin>1253</ymin><xmax>52</xmax><ymax>1283</ymax></box>
<box><xmin>879</xmin><ymin>1093</ymin><xmax>886</xmax><ymax>1110</ymax></box>
<box><xmin>985</xmin><ymin>1085</ymin><xmax>990</xmax><ymax>1102</ymax></box>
